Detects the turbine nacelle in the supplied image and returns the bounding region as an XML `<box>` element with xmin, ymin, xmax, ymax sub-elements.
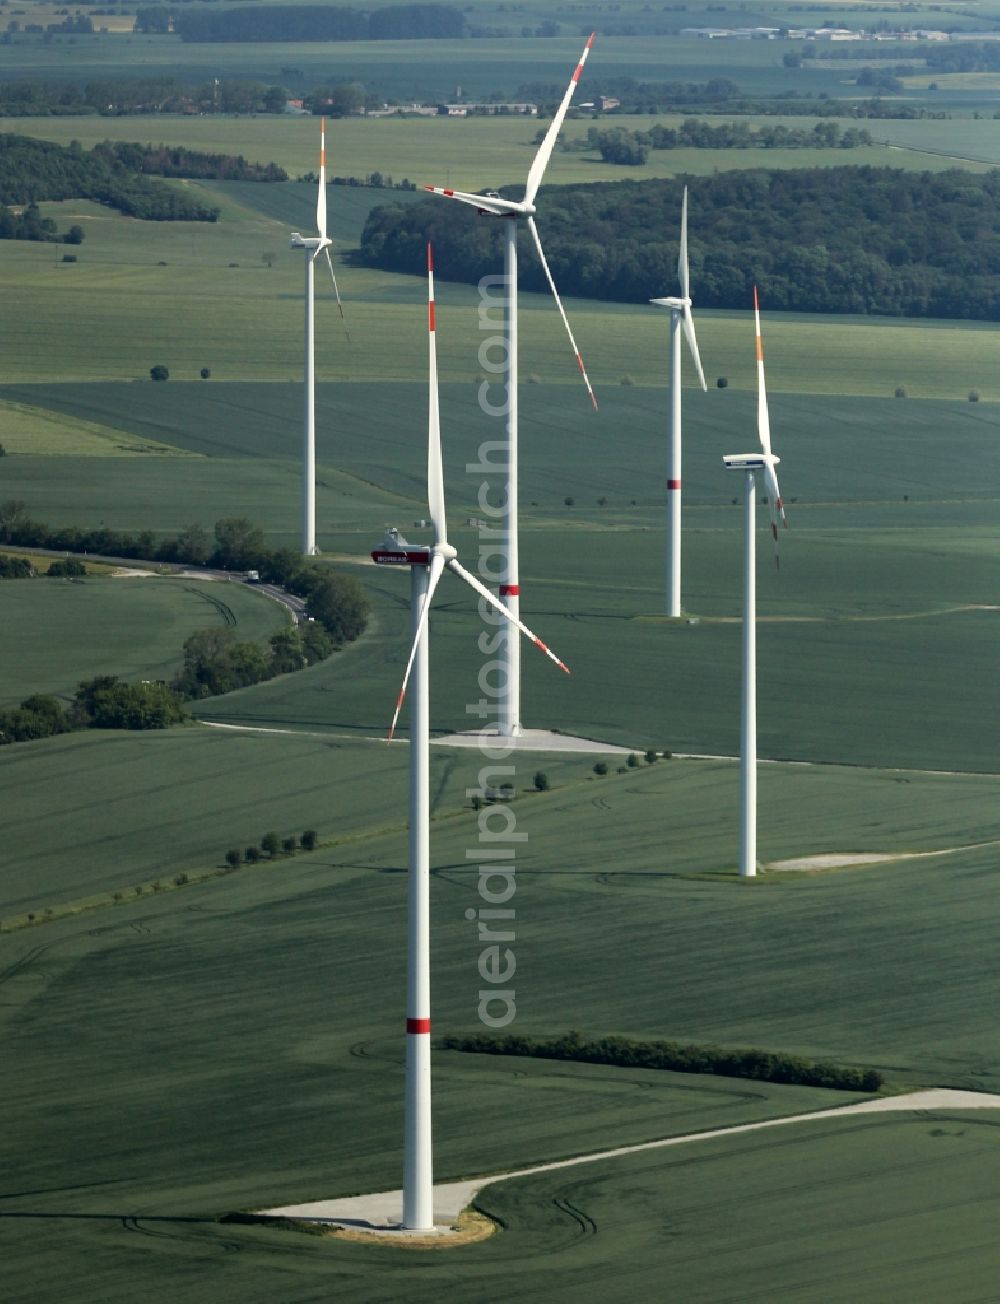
<box><xmin>649</xmin><ymin>295</ymin><xmax>692</xmax><ymax>311</ymax></box>
<box><xmin>290</xmin><ymin>233</ymin><xmax>331</xmax><ymax>252</ymax></box>
<box><xmin>723</xmin><ymin>453</ymin><xmax>780</xmax><ymax>471</ymax></box>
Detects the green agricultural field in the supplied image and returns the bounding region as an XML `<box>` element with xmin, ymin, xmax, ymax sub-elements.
<box><xmin>0</xmin><ymin>397</ymin><xmax>198</xmax><ymax>457</ymax></box>
<box><xmin>8</xmin><ymin>110</ymin><xmax>992</xmax><ymax>197</ymax></box>
<box><xmin>4</xmin><ymin>730</ymin><xmax>1000</xmax><ymax>1298</ymax></box>
<box><xmin>0</xmin><ymin>575</ymin><xmax>288</xmax><ymax>707</ymax></box>
<box><xmin>0</xmin><ymin>32</ymin><xmax>860</xmax><ymax>103</ymax></box>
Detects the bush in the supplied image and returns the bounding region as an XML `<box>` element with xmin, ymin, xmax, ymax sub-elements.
<box><xmin>716</xmin><ymin>376</ymin><xmax>728</xmax><ymax>388</ymax></box>
<box><xmin>969</xmin><ymin>389</ymin><xmax>980</xmax><ymax>403</ymax></box>
<box><xmin>225</xmin><ymin>848</ymin><xmax>242</xmax><ymax>868</ymax></box>
<box><xmin>282</xmin><ymin>836</ymin><xmax>296</xmax><ymax>854</ymax></box>
<box><xmin>593</xmin><ymin>761</ymin><xmax>608</xmax><ymax>776</ymax></box>
<box><xmin>533</xmin><ymin>771</ymin><xmax>550</xmax><ymax>792</ymax></box>
<box><xmin>61</xmin><ymin>253</ymin><xmax>77</xmax><ymax>263</ymax></box>
<box><xmin>627</xmin><ymin>752</ymin><xmax>640</xmax><ymax>768</ymax></box>
<box><xmin>261</xmin><ymin>831</ymin><xmax>280</xmax><ymax>858</ymax></box>
<box><xmin>200</xmin><ymin>367</ymin><xmax>211</xmax><ymax>380</ymax></box>
<box><xmin>150</xmin><ymin>364</ymin><xmax>169</xmax><ymax>382</ymax></box>
<box><xmin>894</xmin><ymin>385</ymin><xmax>907</xmax><ymax>398</ymax></box>
<box><xmin>300</xmin><ymin>829</ymin><xmax>318</xmax><ymax>851</ymax></box>
<box><xmin>564</xmin><ymin>496</ymin><xmax>575</xmax><ymax>507</ymax></box>
<box><xmin>644</xmin><ymin>749</ymin><xmax>657</xmax><ymax>764</ymax></box>
<box><xmin>620</xmin><ymin>374</ymin><xmax>634</xmax><ymax>386</ymax></box>
<box><xmin>47</xmin><ymin>557</ymin><xmax>86</xmax><ymax>577</ymax></box>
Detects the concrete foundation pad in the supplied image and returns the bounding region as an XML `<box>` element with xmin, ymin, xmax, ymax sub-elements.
<box><xmin>432</xmin><ymin>728</ymin><xmax>632</xmax><ymax>754</ymax></box>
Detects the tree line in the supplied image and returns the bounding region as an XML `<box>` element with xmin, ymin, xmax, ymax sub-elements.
<box><xmin>442</xmin><ymin>1030</ymin><xmax>884</xmax><ymax>1093</ymax></box>
<box><xmin>93</xmin><ymin>141</ymin><xmax>286</xmax><ymax>183</ymax></box>
<box><xmin>0</xmin><ymin>133</ymin><xmax>219</xmax><ymax>223</ymax></box>
<box><xmin>173</xmin><ymin>3</ymin><xmax>464</xmax><ymax>42</ymax></box>
<box><xmin>573</xmin><ymin>119</ymin><xmax>873</xmax><ymax>166</ymax></box>
<box><xmin>0</xmin><ymin>505</ymin><xmax>371</xmax><ymax>648</ymax></box>
<box><xmin>0</xmin><ymin>76</ymin><xmax>289</xmax><ymax>118</ymax></box>
<box><xmin>360</xmin><ymin>166</ymin><xmax>1000</xmax><ymax>320</ymax></box>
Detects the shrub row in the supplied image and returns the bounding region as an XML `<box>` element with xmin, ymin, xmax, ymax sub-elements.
<box><xmin>224</xmin><ymin>829</ymin><xmax>317</xmax><ymax>867</ymax></box>
<box><xmin>441</xmin><ymin>1030</ymin><xmax>883</xmax><ymax>1093</ymax></box>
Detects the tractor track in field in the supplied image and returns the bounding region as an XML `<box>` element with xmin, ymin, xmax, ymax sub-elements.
<box><xmin>182</xmin><ymin>585</ymin><xmax>237</xmax><ymax>626</ymax></box>
<box><xmin>0</xmin><ymin>942</ymin><xmax>50</xmax><ymax>988</ymax></box>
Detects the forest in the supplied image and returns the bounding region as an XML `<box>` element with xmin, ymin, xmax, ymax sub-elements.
<box><xmin>0</xmin><ymin>134</ymin><xmax>220</xmax><ymax>222</ymax></box>
<box><xmin>360</xmin><ymin>167</ymin><xmax>1000</xmax><ymax>319</ymax></box>
<box><xmin>174</xmin><ymin>3</ymin><xmax>463</xmax><ymax>43</ymax></box>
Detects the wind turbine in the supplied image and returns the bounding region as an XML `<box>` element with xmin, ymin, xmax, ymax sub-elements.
<box><xmin>425</xmin><ymin>33</ymin><xmax>596</xmax><ymax>737</ymax></box>
<box><xmin>371</xmin><ymin>245</ymin><xmax>570</xmax><ymax>1230</ymax></box>
<box><xmin>650</xmin><ymin>185</ymin><xmax>707</xmax><ymax>617</ymax></box>
<box><xmin>290</xmin><ymin>117</ymin><xmax>348</xmax><ymax>556</ymax></box>
<box><xmin>722</xmin><ymin>287</ymin><xmax>787</xmax><ymax>879</ymax></box>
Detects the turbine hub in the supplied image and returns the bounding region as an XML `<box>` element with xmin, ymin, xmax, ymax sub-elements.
<box><xmin>435</xmin><ymin>542</ymin><xmax>458</xmax><ymax>562</ymax></box>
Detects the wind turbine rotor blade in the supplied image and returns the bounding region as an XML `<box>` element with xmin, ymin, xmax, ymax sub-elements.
<box><xmin>754</xmin><ymin>286</ymin><xmax>773</xmax><ymax>458</ymax></box>
<box><xmin>422</xmin><ymin>185</ymin><xmax>513</xmax><ymax>217</ymax></box>
<box><xmin>321</xmin><ymin>247</ymin><xmax>351</xmax><ymax>341</ymax></box>
<box><xmin>426</xmin><ymin>244</ymin><xmax>447</xmax><ymax>546</ymax></box>
<box><xmin>527</xmin><ymin>216</ymin><xmax>598</xmax><ymax>410</ymax></box>
<box><xmin>763</xmin><ymin>461</ymin><xmax>786</xmax><ymax>569</ymax></box>
<box><xmin>682</xmin><ymin>304</ymin><xmax>707</xmax><ymax>392</ymax></box>
<box><xmin>678</xmin><ymin>185</ymin><xmax>690</xmax><ymax>301</ymax></box>
<box><xmin>387</xmin><ymin>554</ymin><xmax>445</xmax><ymax>742</ymax></box>
<box><xmin>316</xmin><ymin>117</ymin><xmax>327</xmax><ymax>239</ymax></box>
<box><xmin>524</xmin><ymin>32</ymin><xmax>595</xmax><ymax>207</ymax></box>
<box><xmin>447</xmin><ymin>557</ymin><xmax>571</xmax><ymax>675</ymax></box>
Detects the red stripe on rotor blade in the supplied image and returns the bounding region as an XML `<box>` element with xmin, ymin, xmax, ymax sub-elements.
<box><xmin>753</xmin><ymin>285</ymin><xmax>760</xmax><ymax>310</ymax></box>
<box><xmin>756</xmin><ymin>338</ymin><xmax>764</xmax><ymax>362</ymax></box>
<box><xmin>407</xmin><ymin>1018</ymin><xmax>431</xmax><ymax>1034</ymax></box>
<box><xmin>668</xmin><ymin>479</ymin><xmax>681</xmax><ymax>490</ymax></box>
<box><xmin>500</xmin><ymin>584</ymin><xmax>519</xmax><ymax>596</ymax></box>
<box><xmin>427</xmin><ymin>242</ymin><xmax>434</xmax><ymax>271</ymax></box>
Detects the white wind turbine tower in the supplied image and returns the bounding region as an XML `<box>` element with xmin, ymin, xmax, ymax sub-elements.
<box><xmin>650</xmin><ymin>186</ymin><xmax>707</xmax><ymax>617</ymax></box>
<box><xmin>723</xmin><ymin>286</ymin><xmax>787</xmax><ymax>879</ymax></box>
<box><xmin>370</xmin><ymin>245</ymin><xmax>570</xmax><ymax>1230</ymax></box>
<box><xmin>425</xmin><ymin>33</ymin><xmax>596</xmax><ymax>737</ymax></box>
<box><xmin>290</xmin><ymin>117</ymin><xmax>348</xmax><ymax>556</ymax></box>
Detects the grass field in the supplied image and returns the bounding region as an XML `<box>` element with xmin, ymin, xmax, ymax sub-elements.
<box><xmin>0</xmin><ymin>576</ymin><xmax>288</xmax><ymax>707</ymax></box>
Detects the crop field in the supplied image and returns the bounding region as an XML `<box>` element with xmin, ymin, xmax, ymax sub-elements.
<box><xmin>3</xmin><ymin>731</ymin><xmax>1000</xmax><ymax>1298</ymax></box>
<box><xmin>0</xmin><ymin>576</ymin><xmax>288</xmax><ymax>707</ymax></box>
<box><xmin>0</xmin><ymin>33</ymin><xmax>861</xmax><ymax>101</ymax></box>
<box><xmin>9</xmin><ymin>110</ymin><xmax>995</xmax><ymax>197</ymax></box>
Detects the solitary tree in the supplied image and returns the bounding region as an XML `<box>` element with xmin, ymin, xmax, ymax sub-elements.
<box><xmin>150</xmin><ymin>364</ymin><xmax>169</xmax><ymax>382</ymax></box>
<box><xmin>533</xmin><ymin>771</ymin><xmax>550</xmax><ymax>792</ymax></box>
<box><xmin>200</xmin><ymin>367</ymin><xmax>211</xmax><ymax>380</ymax></box>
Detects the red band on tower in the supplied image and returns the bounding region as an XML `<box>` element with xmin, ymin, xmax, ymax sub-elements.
<box><xmin>500</xmin><ymin>584</ymin><xmax>519</xmax><ymax>596</ymax></box>
<box><xmin>407</xmin><ymin>1018</ymin><xmax>431</xmax><ymax>1035</ymax></box>
<box><xmin>668</xmin><ymin>479</ymin><xmax>681</xmax><ymax>490</ymax></box>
